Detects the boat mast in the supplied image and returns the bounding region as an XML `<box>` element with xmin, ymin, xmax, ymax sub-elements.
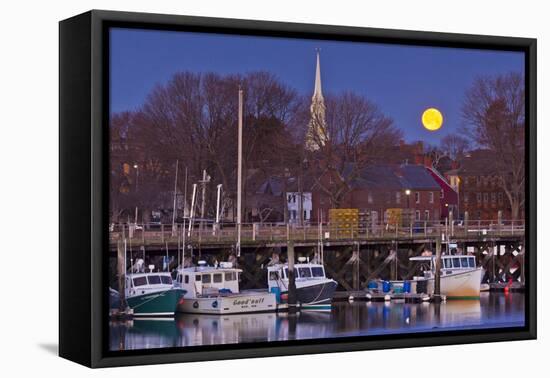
<box><xmin>236</xmin><ymin>88</ymin><xmax>243</xmax><ymax>257</ymax></box>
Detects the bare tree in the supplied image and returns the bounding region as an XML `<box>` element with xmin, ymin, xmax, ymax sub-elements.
<box><xmin>462</xmin><ymin>72</ymin><xmax>525</xmax><ymax>219</ymax></box>
<box><xmin>111</xmin><ymin>71</ymin><xmax>301</xmax><ymax>222</ymax></box>
<box><xmin>310</xmin><ymin>91</ymin><xmax>401</xmax><ymax>208</ymax></box>
<box><xmin>440</xmin><ymin>133</ymin><xmax>470</xmax><ymax>161</ymax></box>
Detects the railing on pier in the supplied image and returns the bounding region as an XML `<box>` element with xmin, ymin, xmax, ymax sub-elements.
<box><xmin>109</xmin><ymin>219</ymin><xmax>525</xmax><ymax>246</ymax></box>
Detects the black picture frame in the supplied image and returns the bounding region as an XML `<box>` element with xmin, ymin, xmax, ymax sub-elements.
<box><xmin>59</xmin><ymin>9</ymin><xmax>537</xmax><ymax>368</ymax></box>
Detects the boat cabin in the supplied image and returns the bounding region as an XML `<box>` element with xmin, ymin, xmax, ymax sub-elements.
<box><xmin>410</xmin><ymin>255</ymin><xmax>478</xmax><ymax>279</ymax></box>
<box><xmin>125</xmin><ymin>272</ymin><xmax>173</xmax><ymax>297</ymax></box>
<box><xmin>176</xmin><ymin>262</ymin><xmax>242</xmax><ymax>298</ymax></box>
<box><xmin>267</xmin><ymin>263</ymin><xmax>327</xmax><ymax>291</ymax></box>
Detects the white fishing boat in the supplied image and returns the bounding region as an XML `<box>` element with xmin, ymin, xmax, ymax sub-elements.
<box><xmin>267</xmin><ymin>258</ymin><xmax>338</xmax><ymax>310</ymax></box>
<box><xmin>409</xmin><ymin>255</ymin><xmax>483</xmax><ymax>299</ymax></box>
<box><xmin>174</xmin><ymin>261</ymin><xmax>277</xmax><ymax>314</ymax></box>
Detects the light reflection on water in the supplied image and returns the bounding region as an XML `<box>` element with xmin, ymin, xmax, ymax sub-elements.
<box><xmin>110</xmin><ymin>292</ymin><xmax>525</xmax><ymax>351</ymax></box>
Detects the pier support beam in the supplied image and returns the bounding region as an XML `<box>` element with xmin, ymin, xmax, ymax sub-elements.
<box><xmin>287</xmin><ymin>240</ymin><xmax>297</xmax><ymax>313</ymax></box>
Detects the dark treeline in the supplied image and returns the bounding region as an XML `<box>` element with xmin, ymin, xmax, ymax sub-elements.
<box><xmin>110</xmin><ymin>69</ymin><xmax>525</xmax><ymax>222</ymax></box>
<box><xmin>110</xmin><ymin>70</ymin><xmax>401</xmax><ymax>222</ymax></box>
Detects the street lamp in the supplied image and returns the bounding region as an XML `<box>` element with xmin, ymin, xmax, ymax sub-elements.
<box><xmin>133</xmin><ymin>164</ymin><xmax>139</xmax><ymax>191</ymax></box>
<box><xmin>405</xmin><ymin>189</ymin><xmax>411</xmax><ymax>225</ymax></box>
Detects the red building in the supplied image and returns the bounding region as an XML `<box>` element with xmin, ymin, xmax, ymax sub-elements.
<box><xmin>426</xmin><ymin>166</ymin><xmax>459</xmax><ymax>219</ymax></box>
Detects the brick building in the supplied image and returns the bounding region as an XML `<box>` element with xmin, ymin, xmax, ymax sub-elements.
<box><xmin>311</xmin><ymin>164</ymin><xmax>444</xmax><ymax>224</ymax></box>
<box><xmin>445</xmin><ymin>150</ymin><xmax>513</xmax><ymax>220</ymax></box>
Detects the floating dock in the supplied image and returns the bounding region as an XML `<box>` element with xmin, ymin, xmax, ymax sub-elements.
<box><xmin>333</xmin><ymin>291</ymin><xmax>434</xmax><ymax>303</ymax></box>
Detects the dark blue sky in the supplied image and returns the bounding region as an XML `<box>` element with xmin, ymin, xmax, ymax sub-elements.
<box><xmin>110</xmin><ymin>28</ymin><xmax>524</xmax><ymax>144</ymax></box>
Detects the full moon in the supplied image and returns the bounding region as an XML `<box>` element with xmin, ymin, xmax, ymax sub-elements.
<box><xmin>422</xmin><ymin>108</ymin><xmax>443</xmax><ymax>131</ymax></box>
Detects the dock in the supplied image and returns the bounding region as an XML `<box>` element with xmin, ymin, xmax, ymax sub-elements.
<box><xmin>333</xmin><ymin>291</ymin><xmax>433</xmax><ymax>303</ymax></box>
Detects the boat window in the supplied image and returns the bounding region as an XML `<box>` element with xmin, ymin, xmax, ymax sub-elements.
<box><xmin>311</xmin><ymin>267</ymin><xmax>325</xmax><ymax>277</ymax></box>
<box><xmin>460</xmin><ymin>258</ymin><xmax>469</xmax><ymax>268</ymax></box>
<box><xmin>184</xmin><ymin>275</ymin><xmax>189</xmax><ymax>284</ymax></box>
<box><xmin>133</xmin><ymin>276</ymin><xmax>147</xmax><ymax>287</ymax></box>
<box><xmin>452</xmin><ymin>258</ymin><xmax>461</xmax><ymax>268</ymax></box>
<box><xmin>213</xmin><ymin>273</ymin><xmax>223</xmax><ymax>283</ymax></box>
<box><xmin>444</xmin><ymin>258</ymin><xmax>452</xmax><ymax>269</ymax></box>
<box><xmin>202</xmin><ymin>274</ymin><xmax>211</xmax><ymax>284</ymax></box>
<box><xmin>269</xmin><ymin>271</ymin><xmax>279</xmax><ymax>280</ymax></box>
<box><xmin>469</xmin><ymin>257</ymin><xmax>475</xmax><ymax>268</ymax></box>
<box><xmin>147</xmin><ymin>275</ymin><xmax>161</xmax><ymax>285</ymax></box>
<box><xmin>225</xmin><ymin>272</ymin><xmax>236</xmax><ymax>281</ymax></box>
<box><xmin>298</xmin><ymin>268</ymin><xmax>312</xmax><ymax>278</ymax></box>
<box><xmin>195</xmin><ymin>274</ymin><xmax>201</xmax><ymax>282</ymax></box>
<box><xmin>160</xmin><ymin>275</ymin><xmax>172</xmax><ymax>285</ymax></box>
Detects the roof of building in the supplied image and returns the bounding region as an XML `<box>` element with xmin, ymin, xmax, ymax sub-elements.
<box><xmin>446</xmin><ymin>149</ymin><xmax>497</xmax><ymax>176</ymax></box>
<box><xmin>347</xmin><ymin>163</ymin><xmax>440</xmax><ymax>191</ymax></box>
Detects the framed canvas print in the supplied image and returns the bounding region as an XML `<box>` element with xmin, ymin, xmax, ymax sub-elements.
<box><xmin>59</xmin><ymin>10</ymin><xmax>536</xmax><ymax>367</ymax></box>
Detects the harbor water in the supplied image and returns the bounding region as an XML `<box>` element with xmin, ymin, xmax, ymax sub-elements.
<box><xmin>110</xmin><ymin>292</ymin><xmax>525</xmax><ymax>351</ymax></box>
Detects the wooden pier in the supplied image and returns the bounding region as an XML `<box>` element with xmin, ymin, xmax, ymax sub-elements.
<box><xmin>108</xmin><ymin>220</ymin><xmax>526</xmax><ymax>292</ymax></box>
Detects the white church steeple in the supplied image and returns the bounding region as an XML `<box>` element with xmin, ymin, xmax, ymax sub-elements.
<box><xmin>306</xmin><ymin>49</ymin><xmax>328</xmax><ymax>151</ymax></box>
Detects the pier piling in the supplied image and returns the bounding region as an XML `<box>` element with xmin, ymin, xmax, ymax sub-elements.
<box><xmin>287</xmin><ymin>240</ymin><xmax>297</xmax><ymax>313</ymax></box>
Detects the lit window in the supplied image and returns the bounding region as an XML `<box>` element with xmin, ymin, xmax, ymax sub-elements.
<box><xmin>424</xmin><ymin>210</ymin><xmax>430</xmax><ymax>220</ymax></box>
<box><xmin>415</xmin><ymin>192</ymin><xmax>420</xmax><ymax>204</ymax></box>
<box><xmin>415</xmin><ymin>210</ymin><xmax>420</xmax><ymax>221</ymax></box>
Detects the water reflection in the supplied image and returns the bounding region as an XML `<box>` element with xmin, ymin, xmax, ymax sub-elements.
<box><xmin>110</xmin><ymin>293</ymin><xmax>525</xmax><ymax>351</ymax></box>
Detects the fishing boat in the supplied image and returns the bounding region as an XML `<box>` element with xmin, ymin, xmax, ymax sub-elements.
<box><xmin>124</xmin><ymin>270</ymin><xmax>186</xmax><ymax>316</ymax></box>
<box><xmin>408</xmin><ymin>254</ymin><xmax>483</xmax><ymax>299</ymax></box>
<box><xmin>266</xmin><ymin>259</ymin><xmax>338</xmax><ymax>310</ymax></box>
<box><xmin>175</xmin><ymin>261</ymin><xmax>277</xmax><ymax>314</ymax></box>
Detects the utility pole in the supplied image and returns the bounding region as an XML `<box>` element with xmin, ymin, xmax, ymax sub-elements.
<box><xmin>199</xmin><ymin>169</ymin><xmax>210</xmax><ymax>238</ymax></box>
<box><xmin>236</xmin><ymin>88</ymin><xmax>243</xmax><ymax>257</ymax></box>
<box><xmin>188</xmin><ymin>183</ymin><xmax>197</xmax><ymax>237</ymax></box>
<box><xmin>171</xmin><ymin>160</ymin><xmax>179</xmax><ymax>236</ymax></box>
<box><xmin>215</xmin><ymin>184</ymin><xmax>222</xmax><ymax>235</ymax></box>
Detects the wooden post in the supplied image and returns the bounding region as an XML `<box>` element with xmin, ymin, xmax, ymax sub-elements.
<box><xmin>353</xmin><ymin>243</ymin><xmax>360</xmax><ymax>290</ymax></box>
<box><xmin>464</xmin><ymin>211</ymin><xmax>469</xmax><ymax>236</ymax></box>
<box><xmin>497</xmin><ymin>210</ymin><xmax>502</xmax><ymax>235</ymax></box>
<box><xmin>433</xmin><ymin>234</ymin><xmax>443</xmax><ymax>303</ymax></box>
<box><xmin>117</xmin><ymin>240</ymin><xmax>127</xmax><ymax>311</ymax></box>
<box><xmin>287</xmin><ymin>240</ymin><xmax>297</xmax><ymax>313</ymax></box>
<box><xmin>449</xmin><ymin>210</ymin><xmax>454</xmax><ymax>237</ymax></box>
<box><xmin>286</xmin><ymin>223</ymin><xmax>290</xmax><ymax>241</ymax></box>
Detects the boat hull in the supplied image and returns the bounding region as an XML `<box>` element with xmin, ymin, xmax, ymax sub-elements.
<box><xmin>176</xmin><ymin>292</ymin><xmax>277</xmax><ymax>315</ymax></box>
<box><xmin>419</xmin><ymin>268</ymin><xmax>482</xmax><ymax>299</ymax></box>
<box><xmin>281</xmin><ymin>280</ymin><xmax>338</xmax><ymax>310</ymax></box>
<box><xmin>126</xmin><ymin>288</ymin><xmax>186</xmax><ymax>316</ymax></box>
